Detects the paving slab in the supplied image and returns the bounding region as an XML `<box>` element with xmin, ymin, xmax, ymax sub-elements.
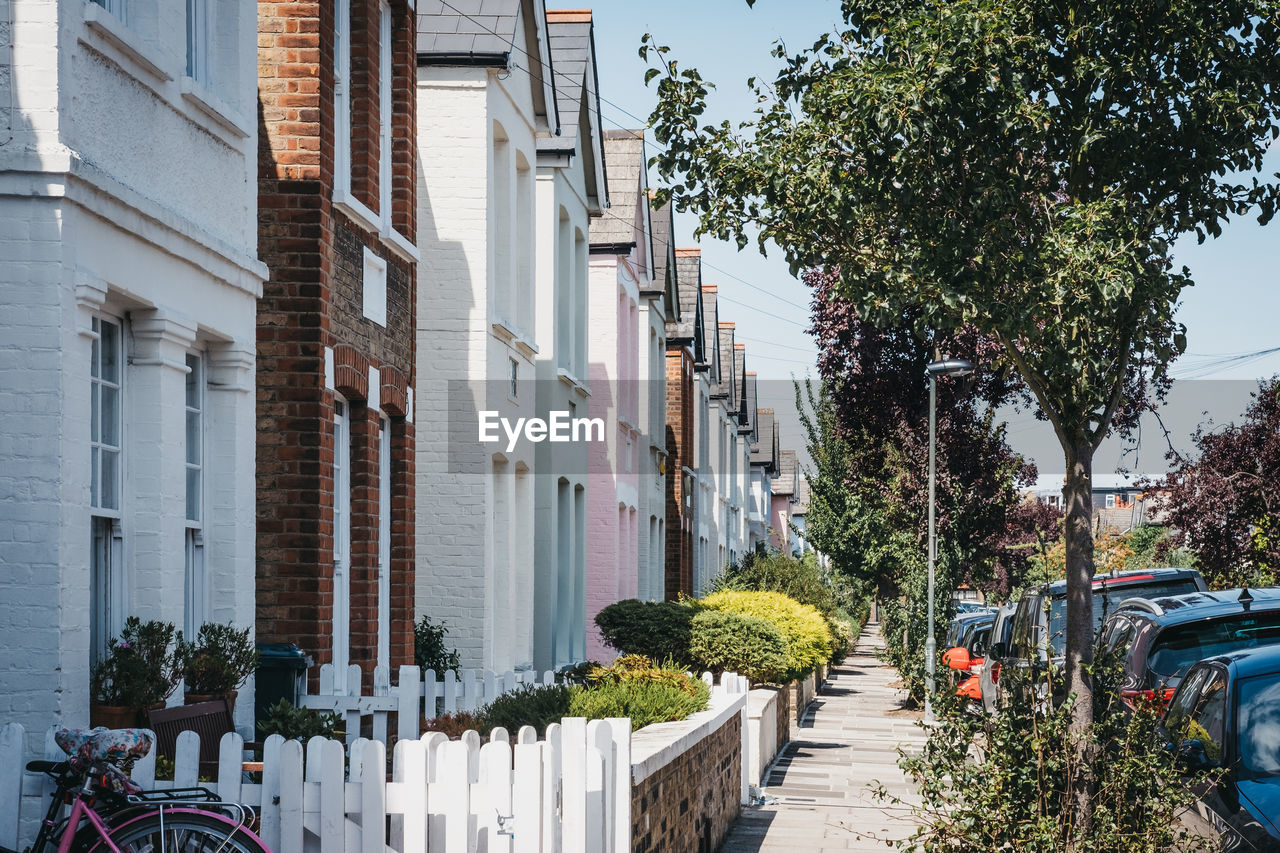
<box><xmin>719</xmin><ymin>622</ymin><xmax>925</xmax><ymax>853</ymax></box>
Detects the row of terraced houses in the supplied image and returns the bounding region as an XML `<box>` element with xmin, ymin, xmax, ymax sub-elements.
<box><xmin>0</xmin><ymin>0</ymin><xmax>809</xmax><ymax>738</ymax></box>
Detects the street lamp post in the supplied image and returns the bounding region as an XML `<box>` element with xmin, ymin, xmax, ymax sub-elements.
<box><xmin>924</xmin><ymin>357</ymin><xmax>975</xmax><ymax>724</ymax></box>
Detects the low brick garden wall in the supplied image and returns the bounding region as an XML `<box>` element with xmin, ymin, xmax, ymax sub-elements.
<box><xmin>630</xmin><ymin>693</ymin><xmax>745</xmax><ymax>853</ymax></box>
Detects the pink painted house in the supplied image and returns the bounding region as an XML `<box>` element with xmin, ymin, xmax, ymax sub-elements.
<box><xmin>770</xmin><ymin>449</ymin><xmax>799</xmax><ymax>553</ymax></box>
<box><xmin>584</xmin><ymin>131</ymin><xmax>654</xmax><ymax>660</ymax></box>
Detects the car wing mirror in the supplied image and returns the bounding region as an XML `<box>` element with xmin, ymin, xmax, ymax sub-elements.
<box><xmin>1176</xmin><ymin>739</ymin><xmax>1214</xmax><ymax>774</ymax></box>
<box><xmin>990</xmin><ymin>642</ymin><xmax>1006</xmax><ymax>659</ymax></box>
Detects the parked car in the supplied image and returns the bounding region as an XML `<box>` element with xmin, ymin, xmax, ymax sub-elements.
<box><xmin>945</xmin><ymin>609</ymin><xmax>996</xmax><ymax>651</ymax></box>
<box><xmin>1161</xmin><ymin>644</ymin><xmax>1280</xmax><ymax>851</ymax></box>
<box><xmin>980</xmin><ymin>601</ymin><xmax>1018</xmax><ymax>714</ymax></box>
<box><xmin>1102</xmin><ymin>588</ymin><xmax>1280</xmax><ymax>709</ymax></box>
<box><xmin>1002</xmin><ymin>568</ymin><xmax>1208</xmax><ymax>707</ymax></box>
<box><xmin>944</xmin><ymin>612</ymin><xmax>995</xmax><ymax>707</ymax></box>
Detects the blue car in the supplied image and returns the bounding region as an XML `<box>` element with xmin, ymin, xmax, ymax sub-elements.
<box><xmin>1162</xmin><ymin>642</ymin><xmax>1280</xmax><ymax>850</ymax></box>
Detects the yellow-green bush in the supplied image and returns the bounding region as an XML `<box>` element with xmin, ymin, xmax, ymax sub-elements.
<box><xmin>701</xmin><ymin>590</ymin><xmax>834</xmax><ymax>679</ymax></box>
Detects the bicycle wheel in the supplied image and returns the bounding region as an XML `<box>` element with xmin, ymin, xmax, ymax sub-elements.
<box><xmin>85</xmin><ymin>809</ymin><xmax>271</xmax><ymax>853</ymax></box>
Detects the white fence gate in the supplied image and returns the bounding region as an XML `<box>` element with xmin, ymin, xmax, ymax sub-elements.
<box><xmin>298</xmin><ymin>665</ymin><xmax>557</xmax><ymax>745</ymax></box>
<box><xmin>1</xmin><ymin>717</ymin><xmax>629</xmax><ymax>853</ymax></box>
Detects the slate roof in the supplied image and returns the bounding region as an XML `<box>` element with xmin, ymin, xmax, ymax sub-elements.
<box><xmin>751</xmin><ymin>408</ymin><xmax>777</xmax><ymax>471</ymax></box>
<box><xmin>591</xmin><ymin>131</ymin><xmax>645</xmax><ymax>248</ymax></box>
<box><xmin>734</xmin><ymin>349</ymin><xmax>750</xmax><ymax>429</ymax></box>
<box><xmin>417</xmin><ymin>0</ymin><xmax>521</xmax><ymax>55</ymax></box>
<box><xmin>540</xmin><ymin>11</ymin><xmax>590</xmax><ymax>154</ymax></box>
<box><xmin>773</xmin><ymin>449</ymin><xmax>798</xmax><ymax>497</ymax></box>
<box><xmin>742</xmin><ymin>371</ymin><xmax>758</xmax><ymax>436</ymax></box>
<box><xmin>650</xmin><ymin>195</ymin><xmax>674</xmax><ymax>296</ymax></box>
<box><xmin>667</xmin><ymin>248</ymin><xmax>702</xmax><ymax>344</ymax></box>
<box><xmin>699</xmin><ymin>285</ymin><xmax>718</xmax><ymax>374</ymax></box>
<box><xmin>714</xmin><ymin>324</ymin><xmax>736</xmax><ymax>403</ymax></box>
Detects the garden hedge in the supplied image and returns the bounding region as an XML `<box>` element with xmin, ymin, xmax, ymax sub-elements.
<box><xmin>701</xmin><ymin>590</ymin><xmax>834</xmax><ymax>679</ymax></box>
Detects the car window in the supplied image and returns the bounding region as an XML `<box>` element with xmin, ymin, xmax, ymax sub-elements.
<box><xmin>1189</xmin><ymin>671</ymin><xmax>1228</xmax><ymax>764</ymax></box>
<box><xmin>1010</xmin><ymin>599</ymin><xmax>1034</xmax><ymax>658</ymax></box>
<box><xmin>1238</xmin><ymin>675</ymin><xmax>1280</xmax><ymax>777</ymax></box>
<box><xmin>1166</xmin><ymin>666</ymin><xmax>1210</xmax><ymax>737</ymax></box>
<box><xmin>1047</xmin><ymin>579</ymin><xmax>1200</xmax><ymax>656</ymax></box>
<box><xmin>1104</xmin><ymin>615</ymin><xmax>1136</xmax><ymax>658</ymax></box>
<box><xmin>1149</xmin><ymin>613</ymin><xmax>1280</xmax><ymax>683</ymax></box>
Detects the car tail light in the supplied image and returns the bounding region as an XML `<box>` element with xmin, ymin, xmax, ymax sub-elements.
<box><xmin>989</xmin><ymin>662</ymin><xmax>1001</xmax><ymax>683</ymax></box>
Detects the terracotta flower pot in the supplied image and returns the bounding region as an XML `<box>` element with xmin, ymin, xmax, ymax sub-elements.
<box><xmin>90</xmin><ymin>703</ymin><xmax>142</xmax><ymax>730</ymax></box>
<box><xmin>184</xmin><ymin>690</ymin><xmax>237</xmax><ymax>716</ymax></box>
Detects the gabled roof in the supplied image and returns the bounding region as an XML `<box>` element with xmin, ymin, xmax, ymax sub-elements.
<box><xmin>647</xmin><ymin>194</ymin><xmax>678</xmax><ymax>319</ymax></box>
<box><xmin>773</xmin><ymin>449</ymin><xmax>798</xmax><ymax>497</ymax></box>
<box><xmin>667</xmin><ymin>248</ymin><xmax>702</xmax><ymax>350</ymax></box>
<box><xmin>416</xmin><ymin>0</ymin><xmax>558</xmax><ymax>134</ymax></box>
<box><xmin>751</xmin><ymin>408</ymin><xmax>778</xmax><ymax>473</ymax></box>
<box><xmin>541</xmin><ymin>10</ymin><xmax>608</xmax><ymax>211</ymax></box>
<box><xmin>699</xmin><ymin>285</ymin><xmax>719</xmax><ymax>375</ymax></box>
<box><xmin>735</xmin><ymin>350</ymin><xmax>752</xmax><ymax>431</ymax></box>
<box><xmin>591</xmin><ymin>131</ymin><xmax>644</xmax><ymax>250</ymax></box>
<box><xmin>714</xmin><ymin>323</ymin><xmax>736</xmax><ymax>403</ymax></box>
<box><xmin>793</xmin><ymin>477</ymin><xmax>812</xmax><ymax>514</ymax></box>
<box><xmin>742</xmin><ymin>371</ymin><xmax>759</xmax><ymax>436</ymax></box>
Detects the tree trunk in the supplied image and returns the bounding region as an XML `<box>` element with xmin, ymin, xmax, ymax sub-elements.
<box><xmin>1063</xmin><ymin>440</ymin><xmax>1096</xmax><ymax>841</ymax></box>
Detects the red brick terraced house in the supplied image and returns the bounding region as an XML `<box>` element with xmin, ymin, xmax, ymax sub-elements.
<box><xmin>256</xmin><ymin>0</ymin><xmax>419</xmax><ymax>693</ymax></box>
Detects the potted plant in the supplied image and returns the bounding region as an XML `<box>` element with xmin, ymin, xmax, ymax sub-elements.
<box><xmin>177</xmin><ymin>621</ymin><xmax>258</xmax><ymax>714</ymax></box>
<box><xmin>90</xmin><ymin>617</ymin><xmax>182</xmax><ymax>728</ymax></box>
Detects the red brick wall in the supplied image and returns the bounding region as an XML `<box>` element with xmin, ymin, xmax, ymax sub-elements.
<box><xmin>664</xmin><ymin>346</ymin><xmax>694</xmax><ymax>599</ymax></box>
<box><xmin>256</xmin><ymin>0</ymin><xmax>416</xmax><ymax>689</ymax></box>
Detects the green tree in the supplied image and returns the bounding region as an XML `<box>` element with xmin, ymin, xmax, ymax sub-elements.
<box><xmin>645</xmin><ymin>2</ymin><xmax>1280</xmax><ymax>828</ymax></box>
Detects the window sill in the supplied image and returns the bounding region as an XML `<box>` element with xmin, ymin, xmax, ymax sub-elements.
<box><xmin>180</xmin><ymin>77</ymin><xmax>250</xmax><ymax>140</ymax></box>
<box><xmin>333</xmin><ymin>190</ymin><xmax>421</xmax><ymax>264</ymax></box>
<box><xmin>491</xmin><ymin>321</ymin><xmax>538</xmax><ymax>358</ymax></box>
<box><xmin>82</xmin><ymin>3</ymin><xmax>172</xmax><ymax>85</ymax></box>
<box><xmin>556</xmin><ymin>368</ymin><xmax>590</xmax><ymax>397</ymax></box>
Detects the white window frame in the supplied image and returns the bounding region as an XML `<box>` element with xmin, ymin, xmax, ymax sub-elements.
<box><xmin>185</xmin><ymin>0</ymin><xmax>210</xmax><ymax>84</ymax></box>
<box><xmin>90</xmin><ymin>314</ymin><xmax>124</xmax><ymax>668</ymax></box>
<box><xmin>1106</xmin><ymin>493</ymin><xmax>1117</xmax><ymax>509</ymax></box>
<box><xmin>91</xmin><ymin>0</ymin><xmax>126</xmax><ymax>23</ymax></box>
<box><xmin>378</xmin><ymin>1</ymin><xmax>393</xmax><ymax>220</ymax></box>
<box><xmin>184</xmin><ymin>352</ymin><xmax>207</xmax><ymax>638</ymax></box>
<box><xmin>377</xmin><ymin>417</ymin><xmax>392</xmax><ymax>672</ymax></box>
<box><xmin>333</xmin><ymin>0</ymin><xmax>352</xmax><ymax>199</ymax></box>
<box><xmin>333</xmin><ymin>398</ymin><xmax>352</xmax><ymax>688</ymax></box>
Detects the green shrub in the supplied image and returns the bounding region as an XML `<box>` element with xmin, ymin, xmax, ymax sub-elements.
<box><xmin>689</xmin><ymin>609</ymin><xmax>791</xmax><ymax>683</ymax></box>
<box><xmin>478</xmin><ymin>684</ymin><xmax>575</xmax><ymax>734</ymax></box>
<box><xmin>701</xmin><ymin>590</ymin><xmax>834</xmax><ymax>679</ymax></box>
<box><xmin>570</xmin><ymin>679</ymin><xmax>710</xmax><ymax>729</ymax></box>
<box><xmin>414</xmin><ymin>616</ymin><xmax>461</xmax><ymax>674</ymax></box>
<box><xmin>880</xmin><ymin>662</ymin><xmax>1211</xmax><ymax>852</ymax></box>
<box><xmin>827</xmin><ymin>616</ymin><xmax>856</xmax><ymax>662</ymax></box>
<box><xmin>712</xmin><ymin>551</ymin><xmax>844</xmax><ymax>616</ymax></box>
<box><xmin>256</xmin><ymin>699</ymin><xmax>343</xmax><ymax>741</ymax></box>
<box><xmin>594</xmin><ymin>600</ymin><xmax>695</xmax><ymax>663</ymax></box>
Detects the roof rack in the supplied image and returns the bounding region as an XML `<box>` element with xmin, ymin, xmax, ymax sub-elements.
<box><xmin>1115</xmin><ymin>597</ymin><xmax>1165</xmax><ymax>617</ymax></box>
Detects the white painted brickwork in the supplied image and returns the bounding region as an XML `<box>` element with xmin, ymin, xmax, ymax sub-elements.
<box><xmin>0</xmin><ymin>0</ymin><xmax>264</xmax><ymax>749</ymax></box>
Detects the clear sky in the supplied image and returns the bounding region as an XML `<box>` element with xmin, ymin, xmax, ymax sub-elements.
<box><xmin>587</xmin><ymin>0</ymin><xmax>1280</xmax><ymax>473</ymax></box>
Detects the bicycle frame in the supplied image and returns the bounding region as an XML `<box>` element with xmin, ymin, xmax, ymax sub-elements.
<box><xmin>55</xmin><ymin>799</ymin><xmax>122</xmax><ymax>853</ymax></box>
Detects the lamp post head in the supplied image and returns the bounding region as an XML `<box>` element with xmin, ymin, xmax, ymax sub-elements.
<box><xmin>926</xmin><ymin>357</ymin><xmax>976</xmax><ymax>378</ymax></box>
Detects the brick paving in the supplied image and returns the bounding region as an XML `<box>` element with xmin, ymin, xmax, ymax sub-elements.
<box><xmin>720</xmin><ymin>622</ymin><xmax>927</xmax><ymax>852</ymax></box>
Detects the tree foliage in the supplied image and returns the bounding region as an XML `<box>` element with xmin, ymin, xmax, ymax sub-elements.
<box><xmin>645</xmin><ymin>0</ymin><xmax>1280</xmax><ymax>764</ymax></box>
<box><xmin>1152</xmin><ymin>379</ymin><xmax>1280</xmax><ymax>589</ymax></box>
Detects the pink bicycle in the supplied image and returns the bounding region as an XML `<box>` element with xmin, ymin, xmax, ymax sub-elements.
<box><xmin>3</xmin><ymin>727</ymin><xmax>271</xmax><ymax>853</ymax></box>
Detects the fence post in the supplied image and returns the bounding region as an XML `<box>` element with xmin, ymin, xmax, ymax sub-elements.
<box><xmin>479</xmin><ymin>738</ymin><xmax>514</xmax><ymax>853</ymax></box>
<box><xmin>357</xmin><ymin>739</ymin><xmax>387</xmax><ymax>853</ymax></box>
<box><xmin>542</xmin><ymin>723</ymin><xmax>562</xmax><ymax>853</ymax></box>
<box><xmin>399</xmin><ymin>665</ymin><xmax>422</xmax><ymax>743</ymax></box>
<box><xmin>174</xmin><ymin>729</ymin><xmax>201</xmax><ymax>788</ymax></box>
<box><xmin>0</xmin><ymin>723</ymin><xmax>22</xmax><ymax>850</ymax></box>
<box><xmin>217</xmin><ymin>731</ymin><xmax>245</xmax><ymax>804</ymax></box>
<box><xmin>259</xmin><ymin>734</ymin><xmax>286</xmax><ymax>853</ymax></box>
<box><xmin>372</xmin><ymin>665</ymin><xmax>391</xmax><ymax>745</ymax></box>
<box><xmin>438</xmin><ymin>740</ymin><xmax>472</xmax><ymax>853</ymax></box>
<box><xmin>133</xmin><ymin>729</ymin><xmax>156</xmax><ymax>788</ymax></box>
<box><xmin>346</xmin><ymin>665</ymin><xmax>363</xmax><ymax>744</ymax></box>
<box><xmin>393</xmin><ymin>737</ymin><xmax>427</xmax><ymax>853</ymax></box>
<box><xmin>585</xmin><ymin>722</ymin><xmax>611</xmax><ymax>852</ymax></box>
<box><xmin>462</xmin><ymin>670</ymin><xmax>479</xmax><ymax>713</ymax></box>
<box><xmin>561</xmin><ymin>717</ymin><xmax>587</xmax><ymax>853</ymax></box>
<box><xmin>483</xmin><ymin>671</ymin><xmax>498</xmax><ymax>708</ymax></box>
<box><xmin>279</xmin><ymin>738</ymin><xmax>305</xmax><ymax>853</ymax></box>
<box><xmin>318</xmin><ymin>737</ymin><xmax>347</xmax><ymax>853</ymax></box>
<box><xmin>606</xmin><ymin>718</ymin><xmax>632</xmax><ymax>853</ymax></box>
<box><xmin>443</xmin><ymin>670</ymin><xmax>458</xmax><ymax>714</ymax></box>
<box><xmin>512</xmin><ymin>741</ymin><xmax>543</xmax><ymax>853</ymax></box>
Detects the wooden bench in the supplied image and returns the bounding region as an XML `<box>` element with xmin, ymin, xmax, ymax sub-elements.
<box><xmin>147</xmin><ymin>699</ymin><xmax>261</xmax><ymax>777</ymax></box>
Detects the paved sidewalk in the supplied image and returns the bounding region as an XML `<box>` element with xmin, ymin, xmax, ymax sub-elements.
<box><xmin>720</xmin><ymin>622</ymin><xmax>926</xmax><ymax>852</ymax></box>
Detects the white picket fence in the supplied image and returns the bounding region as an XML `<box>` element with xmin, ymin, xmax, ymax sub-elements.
<box><xmin>298</xmin><ymin>665</ymin><xmax>557</xmax><ymax>745</ymax></box>
<box><xmin>1</xmin><ymin>675</ymin><xmax>753</xmax><ymax>853</ymax></box>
